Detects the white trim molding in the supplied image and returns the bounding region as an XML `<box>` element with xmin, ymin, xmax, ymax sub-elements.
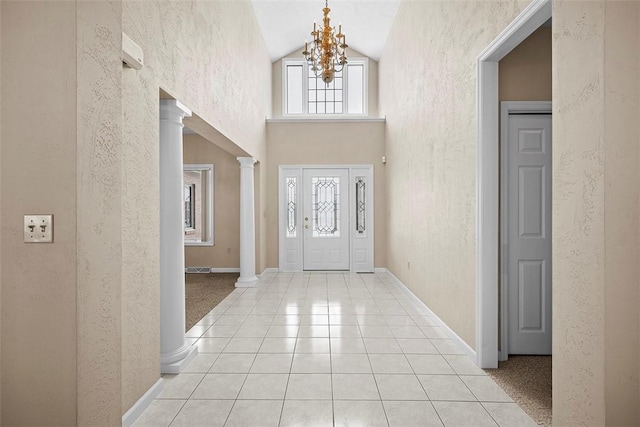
<box><xmin>183</xmin><ymin>163</ymin><xmax>214</xmax><ymax>247</ymax></box>
<box><xmin>267</xmin><ymin>117</ymin><xmax>386</xmax><ymax>123</ymax></box>
<box><xmin>122</xmin><ymin>378</ymin><xmax>164</xmax><ymax>427</ymax></box>
<box><xmin>475</xmin><ymin>0</ymin><xmax>551</xmax><ymax>369</ymax></box>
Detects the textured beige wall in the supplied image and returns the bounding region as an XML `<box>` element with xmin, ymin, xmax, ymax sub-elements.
<box><xmin>552</xmin><ymin>1</ymin><xmax>640</xmax><ymax>425</ymax></box>
<box><xmin>121</xmin><ymin>56</ymin><xmax>161</xmax><ymax>419</ymax></box>
<box><xmin>121</xmin><ymin>0</ymin><xmax>270</xmax><ymax>414</ymax></box>
<box><xmin>272</xmin><ymin>48</ymin><xmax>379</xmax><ymax>118</ymax></box>
<box><xmin>0</xmin><ymin>1</ymin><xmax>3</xmax><ymax>421</ymax></box>
<box><xmin>76</xmin><ymin>1</ymin><xmax>123</xmax><ymax>423</ymax></box>
<box><xmin>0</xmin><ymin>0</ymin><xmax>4</xmax><ymax>421</ymax></box>
<box><xmin>553</xmin><ymin>1</ymin><xmax>640</xmax><ymax>425</ymax></box>
<box><xmin>0</xmin><ymin>0</ymin><xmax>270</xmax><ymax>422</ymax></box>
<box><xmin>1</xmin><ymin>2</ymin><xmax>78</xmax><ymax>424</ymax></box>
<box><xmin>552</xmin><ymin>2</ymin><xmax>606</xmax><ymax>424</ymax></box>
<box><xmin>603</xmin><ymin>3</ymin><xmax>639</xmax><ymax>424</ymax></box>
<box><xmin>256</xmin><ymin>161</ymin><xmax>266</xmax><ymax>274</ymax></box>
<box><xmin>379</xmin><ymin>0</ymin><xmax>527</xmax><ymax>349</ymax></box>
<box><xmin>266</xmin><ymin>121</ymin><xmax>386</xmax><ymax>269</ymax></box>
<box><xmin>499</xmin><ymin>26</ymin><xmax>552</xmax><ymax>101</ymax></box>
<box><xmin>184</xmin><ymin>134</ymin><xmax>241</xmax><ymax>268</ymax></box>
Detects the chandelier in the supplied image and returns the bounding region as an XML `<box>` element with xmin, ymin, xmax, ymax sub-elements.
<box><xmin>302</xmin><ymin>0</ymin><xmax>348</xmax><ymax>84</ymax></box>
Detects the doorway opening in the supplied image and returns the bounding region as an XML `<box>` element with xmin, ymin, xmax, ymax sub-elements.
<box><xmin>476</xmin><ymin>0</ymin><xmax>551</xmax><ymax>370</ymax></box>
<box><xmin>476</xmin><ymin>1</ymin><xmax>552</xmax><ymax>425</ymax></box>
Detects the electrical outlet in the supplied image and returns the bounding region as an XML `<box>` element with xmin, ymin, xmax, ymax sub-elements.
<box><xmin>407</xmin><ymin>261</ymin><xmax>411</xmax><ymax>270</ymax></box>
<box><xmin>24</xmin><ymin>215</ymin><xmax>53</xmax><ymax>243</ymax></box>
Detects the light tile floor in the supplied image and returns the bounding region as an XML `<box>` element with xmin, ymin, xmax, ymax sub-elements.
<box><xmin>133</xmin><ymin>272</ymin><xmax>536</xmax><ymax>427</ymax></box>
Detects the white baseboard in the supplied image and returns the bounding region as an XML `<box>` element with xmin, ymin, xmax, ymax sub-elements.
<box><xmin>122</xmin><ymin>378</ymin><xmax>164</xmax><ymax>427</ymax></box>
<box><xmin>379</xmin><ymin>268</ymin><xmax>478</xmax><ymax>364</ymax></box>
<box><xmin>373</xmin><ymin>267</ymin><xmax>388</xmax><ymax>273</ymax></box>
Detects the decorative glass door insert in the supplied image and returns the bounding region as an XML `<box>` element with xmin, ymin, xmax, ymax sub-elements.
<box><xmin>356</xmin><ymin>177</ymin><xmax>366</xmax><ymax>234</ymax></box>
<box><xmin>311</xmin><ymin>177</ymin><xmax>341</xmax><ymax>237</ymax></box>
<box><xmin>286</xmin><ymin>177</ymin><xmax>297</xmax><ymax>238</ymax></box>
<box><xmin>279</xmin><ymin>166</ymin><xmax>373</xmax><ymax>272</ymax></box>
<box><xmin>303</xmin><ymin>169</ymin><xmax>350</xmax><ymax>270</ymax></box>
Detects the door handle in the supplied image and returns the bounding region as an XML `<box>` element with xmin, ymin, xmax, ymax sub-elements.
<box><xmin>305</xmin><ymin>225</ymin><xmax>309</xmax><ymax>229</ymax></box>
<box><xmin>305</xmin><ymin>217</ymin><xmax>309</xmax><ymax>221</ymax></box>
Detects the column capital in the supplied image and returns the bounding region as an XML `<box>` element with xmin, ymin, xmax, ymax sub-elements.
<box><xmin>160</xmin><ymin>99</ymin><xmax>192</xmax><ymax>121</ymax></box>
<box><xmin>237</xmin><ymin>157</ymin><xmax>257</xmax><ymax>168</ymax></box>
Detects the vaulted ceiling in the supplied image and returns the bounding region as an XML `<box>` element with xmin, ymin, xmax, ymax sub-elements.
<box><xmin>251</xmin><ymin>0</ymin><xmax>401</xmax><ymax>62</ymax></box>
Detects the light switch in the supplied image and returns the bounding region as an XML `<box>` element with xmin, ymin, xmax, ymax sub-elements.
<box><xmin>24</xmin><ymin>215</ymin><xmax>53</xmax><ymax>243</ymax></box>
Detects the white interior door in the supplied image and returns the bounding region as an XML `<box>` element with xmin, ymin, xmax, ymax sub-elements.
<box><xmin>507</xmin><ymin>114</ymin><xmax>552</xmax><ymax>355</ymax></box>
<box><xmin>303</xmin><ymin>168</ymin><xmax>350</xmax><ymax>270</ymax></box>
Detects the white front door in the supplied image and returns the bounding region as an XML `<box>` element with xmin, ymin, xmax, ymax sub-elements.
<box><xmin>506</xmin><ymin>114</ymin><xmax>552</xmax><ymax>355</ymax></box>
<box><xmin>302</xmin><ymin>168</ymin><xmax>350</xmax><ymax>270</ymax></box>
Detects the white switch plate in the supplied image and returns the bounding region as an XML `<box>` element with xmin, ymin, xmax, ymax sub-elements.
<box><xmin>24</xmin><ymin>215</ymin><xmax>53</xmax><ymax>243</ymax></box>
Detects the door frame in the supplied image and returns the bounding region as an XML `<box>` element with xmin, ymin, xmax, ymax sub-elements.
<box><xmin>476</xmin><ymin>0</ymin><xmax>551</xmax><ymax>368</ymax></box>
<box><xmin>499</xmin><ymin>101</ymin><xmax>552</xmax><ymax>361</ymax></box>
<box><xmin>278</xmin><ymin>165</ymin><xmax>374</xmax><ymax>272</ymax></box>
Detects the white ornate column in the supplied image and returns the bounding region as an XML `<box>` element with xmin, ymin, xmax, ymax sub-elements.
<box><xmin>236</xmin><ymin>157</ymin><xmax>259</xmax><ymax>287</ymax></box>
<box><xmin>159</xmin><ymin>99</ymin><xmax>197</xmax><ymax>373</ymax></box>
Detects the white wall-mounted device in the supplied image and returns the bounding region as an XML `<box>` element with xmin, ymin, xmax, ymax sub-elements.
<box><xmin>122</xmin><ymin>33</ymin><xmax>144</xmax><ymax>70</ymax></box>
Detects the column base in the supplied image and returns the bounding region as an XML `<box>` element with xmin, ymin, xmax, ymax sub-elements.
<box><xmin>160</xmin><ymin>343</ymin><xmax>198</xmax><ymax>374</ymax></box>
<box><xmin>235</xmin><ymin>276</ymin><xmax>259</xmax><ymax>287</ymax></box>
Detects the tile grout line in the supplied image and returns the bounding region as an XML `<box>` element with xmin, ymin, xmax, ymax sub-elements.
<box><xmin>167</xmin><ymin>300</ymin><xmax>233</xmax><ymax>426</ymax></box>
<box><xmin>222</xmin><ymin>285</ymin><xmax>268</xmax><ymax>425</ymax></box>
<box><xmin>144</xmin><ymin>271</ymin><xmax>506</xmax><ymax>427</ymax></box>
<box><xmin>277</xmin><ymin>297</ymin><xmax>298</xmax><ymax>424</ymax></box>
<box><xmin>165</xmin><ymin>399</ymin><xmax>189</xmax><ymax>427</ymax></box>
<box><xmin>326</xmin><ymin>273</ymin><xmax>335</xmax><ymax>426</ymax></box>
<box><xmin>360</xmin><ymin>273</ymin><xmax>391</xmax><ymax>427</ymax></box>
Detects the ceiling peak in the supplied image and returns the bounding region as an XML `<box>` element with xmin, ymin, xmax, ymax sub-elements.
<box><xmin>251</xmin><ymin>0</ymin><xmax>400</xmax><ymax>62</ymax></box>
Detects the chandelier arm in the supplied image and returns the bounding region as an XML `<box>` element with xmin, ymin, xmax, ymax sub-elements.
<box><xmin>302</xmin><ymin>0</ymin><xmax>346</xmax><ymax>84</ymax></box>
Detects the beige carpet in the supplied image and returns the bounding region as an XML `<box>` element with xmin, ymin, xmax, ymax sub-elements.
<box><xmin>485</xmin><ymin>356</ymin><xmax>552</xmax><ymax>426</ymax></box>
<box><xmin>185</xmin><ymin>273</ymin><xmax>238</xmax><ymax>331</ymax></box>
